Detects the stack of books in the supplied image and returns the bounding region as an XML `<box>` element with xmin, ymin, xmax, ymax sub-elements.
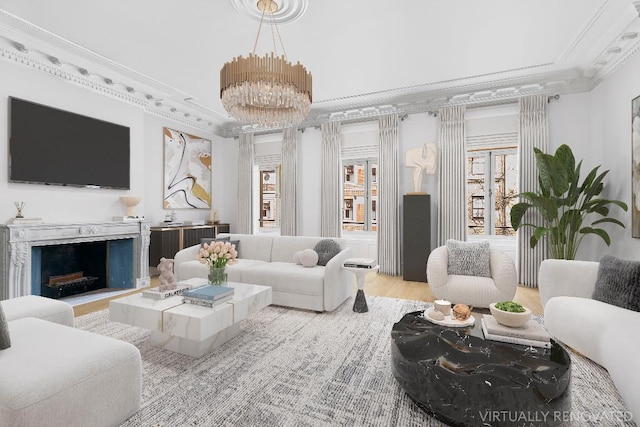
<box><xmin>481</xmin><ymin>314</ymin><xmax>551</xmax><ymax>348</ymax></box>
<box><xmin>142</xmin><ymin>284</ymin><xmax>190</xmax><ymax>300</ymax></box>
<box><xmin>182</xmin><ymin>285</ymin><xmax>235</xmax><ymax>307</ymax></box>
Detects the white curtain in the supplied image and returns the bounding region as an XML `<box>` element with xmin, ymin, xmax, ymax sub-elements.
<box><xmin>377</xmin><ymin>114</ymin><xmax>401</xmax><ymax>275</ymax></box>
<box><xmin>280</xmin><ymin>128</ymin><xmax>299</xmax><ymax>236</ymax></box>
<box><xmin>518</xmin><ymin>94</ymin><xmax>549</xmax><ymax>287</ymax></box>
<box><xmin>320</xmin><ymin>122</ymin><xmax>342</xmax><ymax>237</ymax></box>
<box><xmin>437</xmin><ymin>105</ymin><xmax>467</xmax><ymax>245</ymax></box>
<box><xmin>236</xmin><ymin>133</ymin><xmax>254</xmax><ymax>234</ymax></box>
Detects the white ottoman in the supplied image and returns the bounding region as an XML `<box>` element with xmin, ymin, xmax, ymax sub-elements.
<box><xmin>1</xmin><ymin>295</ymin><xmax>74</xmax><ymax>326</ymax></box>
<box><xmin>0</xmin><ymin>318</ymin><xmax>141</xmax><ymax>427</ymax></box>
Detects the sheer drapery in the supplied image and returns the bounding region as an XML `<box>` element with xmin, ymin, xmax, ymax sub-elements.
<box><xmin>437</xmin><ymin>105</ymin><xmax>467</xmax><ymax>245</ymax></box>
<box><xmin>280</xmin><ymin>128</ymin><xmax>299</xmax><ymax>236</ymax></box>
<box><xmin>377</xmin><ymin>114</ymin><xmax>401</xmax><ymax>275</ymax></box>
<box><xmin>320</xmin><ymin>122</ymin><xmax>342</xmax><ymax>237</ymax></box>
<box><xmin>236</xmin><ymin>133</ymin><xmax>254</xmax><ymax>234</ymax></box>
<box><xmin>518</xmin><ymin>95</ymin><xmax>549</xmax><ymax>287</ymax></box>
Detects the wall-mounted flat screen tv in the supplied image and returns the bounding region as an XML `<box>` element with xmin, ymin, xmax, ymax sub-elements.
<box><xmin>9</xmin><ymin>97</ymin><xmax>130</xmax><ymax>189</ymax></box>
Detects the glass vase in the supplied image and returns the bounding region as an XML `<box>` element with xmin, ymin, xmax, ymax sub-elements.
<box><xmin>208</xmin><ymin>267</ymin><xmax>227</xmax><ymax>286</ymax></box>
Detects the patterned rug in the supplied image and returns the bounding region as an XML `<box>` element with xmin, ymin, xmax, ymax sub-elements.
<box><xmin>75</xmin><ymin>296</ymin><xmax>635</xmax><ymax>427</ymax></box>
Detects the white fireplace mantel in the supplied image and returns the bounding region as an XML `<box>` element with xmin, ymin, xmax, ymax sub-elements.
<box><xmin>0</xmin><ymin>220</ymin><xmax>151</xmax><ymax>300</ymax></box>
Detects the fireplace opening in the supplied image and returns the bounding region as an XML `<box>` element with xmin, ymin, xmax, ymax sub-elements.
<box><xmin>39</xmin><ymin>242</ymin><xmax>107</xmax><ymax>299</ymax></box>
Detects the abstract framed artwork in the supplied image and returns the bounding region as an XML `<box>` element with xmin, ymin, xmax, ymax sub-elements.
<box><xmin>163</xmin><ymin>127</ymin><xmax>211</xmax><ymax>209</ymax></box>
<box><xmin>633</xmin><ymin>95</ymin><xmax>640</xmax><ymax>237</ymax></box>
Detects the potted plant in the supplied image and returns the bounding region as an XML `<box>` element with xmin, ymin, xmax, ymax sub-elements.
<box><xmin>489</xmin><ymin>301</ymin><xmax>532</xmax><ymax>327</ymax></box>
<box><xmin>510</xmin><ymin>144</ymin><xmax>628</xmax><ymax>260</ymax></box>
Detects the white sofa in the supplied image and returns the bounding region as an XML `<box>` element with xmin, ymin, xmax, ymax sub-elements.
<box><xmin>426</xmin><ymin>246</ymin><xmax>517</xmax><ymax>308</ymax></box>
<box><xmin>0</xmin><ymin>296</ymin><xmax>142</xmax><ymax>427</ymax></box>
<box><xmin>539</xmin><ymin>259</ymin><xmax>640</xmax><ymax>420</ymax></box>
<box><xmin>174</xmin><ymin>233</ymin><xmax>354</xmax><ymax>312</ymax></box>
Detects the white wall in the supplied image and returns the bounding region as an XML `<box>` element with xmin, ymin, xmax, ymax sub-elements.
<box><xmin>582</xmin><ymin>52</ymin><xmax>640</xmax><ymax>261</ymax></box>
<box><xmin>0</xmin><ymin>60</ymin><xmax>145</xmax><ymax>223</ymax></box>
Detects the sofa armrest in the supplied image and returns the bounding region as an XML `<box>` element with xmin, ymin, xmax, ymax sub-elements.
<box><xmin>426</xmin><ymin>246</ymin><xmax>449</xmax><ymax>292</ymax></box>
<box><xmin>323</xmin><ymin>247</ymin><xmax>354</xmax><ymax>311</ymax></box>
<box><xmin>489</xmin><ymin>249</ymin><xmax>517</xmax><ymax>297</ymax></box>
<box><xmin>538</xmin><ymin>259</ymin><xmax>599</xmax><ymax>308</ymax></box>
<box><xmin>173</xmin><ymin>244</ymin><xmax>202</xmax><ymax>280</ymax></box>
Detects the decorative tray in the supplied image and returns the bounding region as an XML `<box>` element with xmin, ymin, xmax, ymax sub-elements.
<box><xmin>422</xmin><ymin>309</ymin><xmax>475</xmax><ymax>328</ymax></box>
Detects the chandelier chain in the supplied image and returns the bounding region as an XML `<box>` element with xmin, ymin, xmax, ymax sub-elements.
<box><xmin>271</xmin><ymin>8</ymin><xmax>288</xmax><ymax>60</ymax></box>
<box><xmin>252</xmin><ymin>4</ymin><xmax>268</xmax><ymax>55</ymax></box>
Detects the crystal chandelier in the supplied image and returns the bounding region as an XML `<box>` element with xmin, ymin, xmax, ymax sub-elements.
<box><xmin>220</xmin><ymin>0</ymin><xmax>312</xmax><ymax>128</ymax></box>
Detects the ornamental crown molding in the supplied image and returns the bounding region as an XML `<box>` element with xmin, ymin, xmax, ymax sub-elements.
<box><xmin>1</xmin><ymin>5</ymin><xmax>640</xmax><ymax>139</ymax></box>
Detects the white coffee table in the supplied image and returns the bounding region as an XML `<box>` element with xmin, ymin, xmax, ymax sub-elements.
<box><xmin>109</xmin><ymin>280</ymin><xmax>272</xmax><ymax>357</ymax></box>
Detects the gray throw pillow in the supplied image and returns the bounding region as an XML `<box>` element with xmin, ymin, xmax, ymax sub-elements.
<box><xmin>0</xmin><ymin>303</ymin><xmax>11</xmax><ymax>350</ymax></box>
<box><xmin>593</xmin><ymin>255</ymin><xmax>640</xmax><ymax>312</ymax></box>
<box><xmin>445</xmin><ymin>239</ymin><xmax>491</xmax><ymax>278</ymax></box>
<box><xmin>200</xmin><ymin>236</ymin><xmax>229</xmax><ymax>248</ymax></box>
<box><xmin>313</xmin><ymin>239</ymin><xmax>341</xmax><ymax>266</ymax></box>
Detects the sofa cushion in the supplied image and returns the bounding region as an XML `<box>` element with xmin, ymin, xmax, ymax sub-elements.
<box><xmin>593</xmin><ymin>255</ymin><xmax>640</xmax><ymax>312</ymax></box>
<box><xmin>223</xmin><ymin>234</ymin><xmax>273</xmax><ymax>262</ymax></box>
<box><xmin>314</xmin><ymin>239</ymin><xmax>341</xmax><ymax>266</ymax></box>
<box><xmin>1</xmin><ymin>295</ymin><xmax>74</xmax><ymax>327</ymax></box>
<box><xmin>0</xmin><ymin>303</ymin><xmax>10</xmax><ymax>350</ymax></box>
<box><xmin>446</xmin><ymin>239</ymin><xmax>491</xmax><ymax>278</ymax></box>
<box><xmin>270</xmin><ymin>236</ymin><xmax>323</xmax><ymax>262</ymax></box>
<box><xmin>241</xmin><ymin>262</ymin><xmax>325</xmax><ymax>296</ymax></box>
<box><xmin>177</xmin><ymin>259</ymin><xmax>267</xmax><ymax>282</ymax></box>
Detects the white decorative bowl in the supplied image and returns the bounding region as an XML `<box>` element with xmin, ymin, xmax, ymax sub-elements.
<box><xmin>489</xmin><ymin>302</ymin><xmax>532</xmax><ymax>328</ymax></box>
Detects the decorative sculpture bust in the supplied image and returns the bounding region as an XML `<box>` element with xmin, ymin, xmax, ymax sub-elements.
<box><xmin>405</xmin><ymin>142</ymin><xmax>437</xmax><ymax>193</ymax></box>
<box><xmin>157</xmin><ymin>257</ymin><xmax>177</xmax><ymax>291</ymax></box>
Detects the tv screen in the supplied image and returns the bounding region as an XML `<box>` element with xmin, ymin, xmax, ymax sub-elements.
<box><xmin>9</xmin><ymin>97</ymin><xmax>130</xmax><ymax>189</ymax></box>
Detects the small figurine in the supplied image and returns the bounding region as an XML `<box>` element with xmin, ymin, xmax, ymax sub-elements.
<box><xmin>451</xmin><ymin>304</ymin><xmax>472</xmax><ymax>321</ymax></box>
<box><xmin>157</xmin><ymin>257</ymin><xmax>177</xmax><ymax>291</ymax></box>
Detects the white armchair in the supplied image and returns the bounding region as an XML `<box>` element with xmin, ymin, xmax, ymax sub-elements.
<box><xmin>426</xmin><ymin>245</ymin><xmax>517</xmax><ymax>308</ymax></box>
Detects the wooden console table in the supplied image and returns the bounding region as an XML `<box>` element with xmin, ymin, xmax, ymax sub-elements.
<box><xmin>149</xmin><ymin>223</ymin><xmax>230</xmax><ymax>267</ymax></box>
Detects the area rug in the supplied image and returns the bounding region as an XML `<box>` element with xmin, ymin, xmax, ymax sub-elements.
<box><xmin>75</xmin><ymin>296</ymin><xmax>635</xmax><ymax>427</ymax></box>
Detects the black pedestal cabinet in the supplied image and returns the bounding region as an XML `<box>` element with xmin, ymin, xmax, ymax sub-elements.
<box><xmin>402</xmin><ymin>194</ymin><xmax>431</xmax><ymax>282</ymax></box>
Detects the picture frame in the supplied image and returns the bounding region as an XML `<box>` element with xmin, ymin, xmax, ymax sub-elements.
<box><xmin>163</xmin><ymin>127</ymin><xmax>212</xmax><ymax>209</ymax></box>
<box><xmin>633</xmin><ymin>96</ymin><xmax>640</xmax><ymax>237</ymax></box>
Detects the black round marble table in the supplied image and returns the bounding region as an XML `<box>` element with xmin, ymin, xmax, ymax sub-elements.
<box><xmin>391</xmin><ymin>311</ymin><xmax>571</xmax><ymax>427</ymax></box>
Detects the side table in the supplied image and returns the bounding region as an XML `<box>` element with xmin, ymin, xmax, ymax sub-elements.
<box><xmin>343</xmin><ymin>260</ymin><xmax>379</xmax><ymax>313</ymax></box>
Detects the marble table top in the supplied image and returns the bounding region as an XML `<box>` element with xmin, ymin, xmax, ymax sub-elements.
<box><xmin>109</xmin><ymin>281</ymin><xmax>272</xmax><ymax>340</ymax></box>
<box><xmin>391</xmin><ymin>310</ymin><xmax>571</xmax><ymax>426</ymax></box>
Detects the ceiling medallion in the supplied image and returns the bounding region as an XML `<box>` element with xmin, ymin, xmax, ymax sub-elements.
<box><xmin>229</xmin><ymin>0</ymin><xmax>308</xmax><ymax>24</ymax></box>
<box><xmin>220</xmin><ymin>0</ymin><xmax>312</xmax><ymax>128</ymax></box>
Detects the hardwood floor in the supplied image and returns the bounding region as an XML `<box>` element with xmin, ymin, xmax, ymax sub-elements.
<box><xmin>73</xmin><ymin>273</ymin><xmax>543</xmax><ymax>317</ymax></box>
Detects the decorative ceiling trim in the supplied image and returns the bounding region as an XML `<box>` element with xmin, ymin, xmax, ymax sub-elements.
<box><xmin>2</xmin><ymin>5</ymin><xmax>640</xmax><ymax>139</ymax></box>
<box><xmin>229</xmin><ymin>0</ymin><xmax>309</xmax><ymax>24</ymax></box>
<box><xmin>0</xmin><ymin>8</ymin><xmax>220</xmax><ymax>131</ymax></box>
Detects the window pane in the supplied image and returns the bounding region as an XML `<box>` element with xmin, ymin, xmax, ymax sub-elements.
<box><xmin>467</xmin><ymin>156</ymin><xmax>485</xmax><ymax>235</ymax></box>
<box><xmin>493</xmin><ymin>153</ymin><xmax>517</xmax><ymax>236</ymax></box>
<box><xmin>259</xmin><ymin>169</ymin><xmax>278</xmax><ymax>229</ymax></box>
<box><xmin>370</xmin><ymin>163</ymin><xmax>378</xmax><ymax>232</ymax></box>
<box><xmin>343</xmin><ymin>164</ymin><xmax>366</xmax><ymax>231</ymax></box>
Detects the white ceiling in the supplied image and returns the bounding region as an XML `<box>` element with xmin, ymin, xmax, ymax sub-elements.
<box><xmin>0</xmin><ymin>0</ymin><xmax>639</xmax><ymax>136</ymax></box>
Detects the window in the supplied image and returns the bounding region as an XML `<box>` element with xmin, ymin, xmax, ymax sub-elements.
<box><xmin>342</xmin><ymin>159</ymin><xmax>377</xmax><ymax>232</ymax></box>
<box><xmin>467</xmin><ymin>148</ymin><xmax>517</xmax><ymax>236</ymax></box>
<box><xmin>259</xmin><ymin>167</ymin><xmax>280</xmax><ymax>230</ymax></box>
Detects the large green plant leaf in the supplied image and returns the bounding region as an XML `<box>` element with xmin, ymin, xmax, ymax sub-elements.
<box><xmin>536</xmin><ymin>150</ymin><xmax>569</xmax><ymax>196</ymax></box>
<box><xmin>579</xmin><ymin>227</ymin><xmax>611</xmax><ymax>246</ymax></box>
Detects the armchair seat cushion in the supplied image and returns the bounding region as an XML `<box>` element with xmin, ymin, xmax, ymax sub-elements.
<box><xmin>427</xmin><ymin>244</ymin><xmax>517</xmax><ymax>308</ymax></box>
